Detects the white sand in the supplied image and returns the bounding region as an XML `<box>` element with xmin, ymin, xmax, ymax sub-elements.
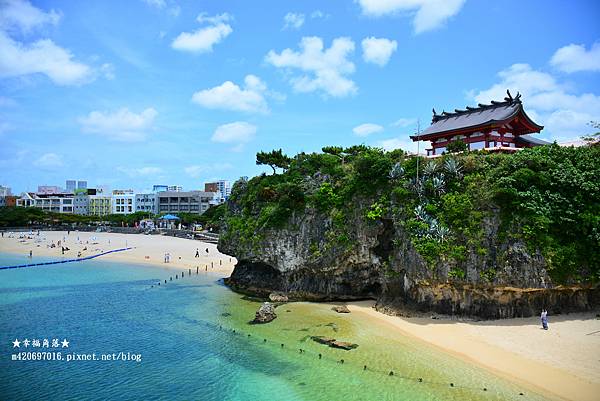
<box><xmin>0</xmin><ymin>230</ymin><xmax>236</xmax><ymax>274</ymax></box>
<box><xmin>348</xmin><ymin>300</ymin><xmax>600</xmax><ymax>401</ymax></box>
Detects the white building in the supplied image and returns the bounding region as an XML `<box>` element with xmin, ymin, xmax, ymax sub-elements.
<box><xmin>17</xmin><ymin>192</ymin><xmax>74</xmax><ymax>213</ymax></box>
<box><xmin>112</xmin><ymin>189</ymin><xmax>135</xmax><ymax>214</ymax></box>
<box><xmin>204</xmin><ymin>180</ymin><xmax>231</xmax><ymax>204</ymax></box>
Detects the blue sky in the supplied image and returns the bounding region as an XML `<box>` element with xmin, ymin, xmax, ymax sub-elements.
<box><xmin>1</xmin><ymin>0</ymin><xmax>599</xmax><ymax>193</ymax></box>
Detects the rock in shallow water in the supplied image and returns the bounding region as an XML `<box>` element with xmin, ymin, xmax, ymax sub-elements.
<box><xmin>332</xmin><ymin>305</ymin><xmax>350</xmax><ymax>313</ymax></box>
<box><xmin>269</xmin><ymin>292</ymin><xmax>289</xmax><ymax>302</ymax></box>
<box><xmin>252</xmin><ymin>302</ymin><xmax>277</xmax><ymax>324</ymax></box>
<box><xmin>311</xmin><ymin>336</ymin><xmax>359</xmax><ymax>350</ymax></box>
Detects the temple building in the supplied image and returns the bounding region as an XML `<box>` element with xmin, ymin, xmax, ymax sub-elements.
<box><xmin>411</xmin><ymin>90</ymin><xmax>548</xmax><ymax>156</ymax></box>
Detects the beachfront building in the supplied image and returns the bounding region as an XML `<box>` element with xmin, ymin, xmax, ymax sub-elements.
<box><xmin>157</xmin><ymin>191</ymin><xmax>216</xmax><ymax>215</ymax></box>
<box><xmin>411</xmin><ymin>90</ymin><xmax>547</xmax><ymax>157</ymax></box>
<box><xmin>205</xmin><ymin>180</ymin><xmax>231</xmax><ymax>204</ymax></box>
<box><xmin>112</xmin><ymin>189</ymin><xmax>135</xmax><ymax>215</ymax></box>
<box><xmin>135</xmin><ymin>193</ymin><xmax>157</xmax><ymax>214</ymax></box>
<box><xmin>89</xmin><ymin>195</ymin><xmax>111</xmax><ymax>216</ymax></box>
<box><xmin>17</xmin><ymin>192</ymin><xmax>75</xmax><ymax>213</ymax></box>
<box><xmin>73</xmin><ymin>190</ymin><xmax>90</xmax><ymax>215</ymax></box>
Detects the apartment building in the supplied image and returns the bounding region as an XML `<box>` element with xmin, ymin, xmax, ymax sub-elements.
<box><xmin>157</xmin><ymin>191</ymin><xmax>216</xmax><ymax>214</ymax></box>
<box><xmin>17</xmin><ymin>192</ymin><xmax>74</xmax><ymax>213</ymax></box>
<box><xmin>135</xmin><ymin>193</ymin><xmax>157</xmax><ymax>214</ymax></box>
<box><xmin>89</xmin><ymin>195</ymin><xmax>111</xmax><ymax>216</ymax></box>
<box><xmin>204</xmin><ymin>180</ymin><xmax>231</xmax><ymax>204</ymax></box>
<box><xmin>112</xmin><ymin>190</ymin><xmax>135</xmax><ymax>214</ymax></box>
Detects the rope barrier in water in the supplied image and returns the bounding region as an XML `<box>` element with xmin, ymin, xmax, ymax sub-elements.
<box><xmin>0</xmin><ymin>247</ymin><xmax>134</xmax><ymax>270</ymax></box>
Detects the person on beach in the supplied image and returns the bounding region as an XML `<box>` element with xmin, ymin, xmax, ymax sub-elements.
<box><xmin>205</xmin><ymin>247</ymin><xmax>209</xmax><ymax>256</ymax></box>
<box><xmin>29</xmin><ymin>250</ymin><xmax>32</xmax><ymax>258</ymax></box>
<box><xmin>541</xmin><ymin>309</ymin><xmax>549</xmax><ymax>330</ymax></box>
<box><xmin>195</xmin><ymin>248</ymin><xmax>200</xmax><ymax>258</ymax></box>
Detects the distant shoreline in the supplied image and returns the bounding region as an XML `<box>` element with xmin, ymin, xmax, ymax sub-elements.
<box><xmin>0</xmin><ymin>230</ymin><xmax>235</xmax><ymax>274</ymax></box>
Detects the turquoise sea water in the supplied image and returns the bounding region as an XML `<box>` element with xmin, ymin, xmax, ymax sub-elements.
<box><xmin>0</xmin><ymin>253</ymin><xmax>550</xmax><ymax>401</ymax></box>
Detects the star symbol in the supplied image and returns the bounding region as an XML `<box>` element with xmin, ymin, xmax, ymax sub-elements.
<box><xmin>61</xmin><ymin>339</ymin><xmax>69</xmax><ymax>348</ymax></box>
<box><xmin>12</xmin><ymin>339</ymin><xmax>20</xmax><ymax>348</ymax></box>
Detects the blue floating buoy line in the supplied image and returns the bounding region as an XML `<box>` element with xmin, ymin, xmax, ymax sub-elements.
<box><xmin>0</xmin><ymin>247</ymin><xmax>134</xmax><ymax>270</ymax></box>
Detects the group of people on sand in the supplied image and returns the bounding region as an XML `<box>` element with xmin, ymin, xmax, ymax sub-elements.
<box><xmin>195</xmin><ymin>248</ymin><xmax>209</xmax><ymax>258</ymax></box>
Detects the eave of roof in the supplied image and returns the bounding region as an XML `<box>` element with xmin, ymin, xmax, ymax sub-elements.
<box><xmin>411</xmin><ymin>91</ymin><xmax>543</xmax><ymax>141</ymax></box>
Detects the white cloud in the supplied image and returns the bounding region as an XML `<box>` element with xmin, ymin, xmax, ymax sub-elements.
<box><xmin>266</xmin><ymin>36</ymin><xmax>357</xmax><ymax>97</ymax></box>
<box><xmin>310</xmin><ymin>10</ymin><xmax>328</xmax><ymax>19</ymax></box>
<box><xmin>211</xmin><ymin>121</ymin><xmax>257</xmax><ymax>151</ymax></box>
<box><xmin>184</xmin><ymin>163</ymin><xmax>233</xmax><ymax>178</ymax></box>
<box><xmin>171</xmin><ymin>13</ymin><xmax>232</xmax><ymax>53</ymax></box>
<box><xmin>390</xmin><ymin>117</ymin><xmax>416</xmax><ymax>127</ymax></box>
<box><xmin>353</xmin><ymin>123</ymin><xmax>384</xmax><ymax>136</ymax></box>
<box><xmin>141</xmin><ymin>0</ymin><xmax>180</xmax><ymax>17</ymax></box>
<box><xmin>550</xmin><ymin>42</ymin><xmax>600</xmax><ymax>73</ymax></box>
<box><xmin>471</xmin><ymin>63</ymin><xmax>600</xmax><ymax>140</ymax></box>
<box><xmin>142</xmin><ymin>0</ymin><xmax>166</xmax><ymax>8</ymax></box>
<box><xmin>0</xmin><ymin>0</ymin><xmax>61</xmax><ymax>33</ymax></box>
<box><xmin>100</xmin><ymin>63</ymin><xmax>115</xmax><ymax>80</ymax></box>
<box><xmin>78</xmin><ymin>107</ymin><xmax>158</xmax><ymax>142</ymax></box>
<box><xmin>34</xmin><ymin>152</ymin><xmax>63</xmax><ymax>168</ymax></box>
<box><xmin>168</xmin><ymin>5</ymin><xmax>181</xmax><ymax>17</ymax></box>
<box><xmin>0</xmin><ymin>1</ymin><xmax>103</xmax><ymax>86</ymax></box>
<box><xmin>283</xmin><ymin>12</ymin><xmax>305</xmax><ymax>30</ymax></box>
<box><xmin>191</xmin><ymin>75</ymin><xmax>270</xmax><ymax>113</ymax></box>
<box><xmin>0</xmin><ymin>32</ymin><xmax>93</xmax><ymax>85</ymax></box>
<box><xmin>357</xmin><ymin>0</ymin><xmax>466</xmax><ymax>34</ymax></box>
<box><xmin>361</xmin><ymin>36</ymin><xmax>397</xmax><ymax>66</ymax></box>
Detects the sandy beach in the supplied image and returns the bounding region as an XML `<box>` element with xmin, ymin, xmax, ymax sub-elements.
<box><xmin>347</xmin><ymin>301</ymin><xmax>600</xmax><ymax>401</ymax></box>
<box><xmin>0</xmin><ymin>230</ymin><xmax>236</xmax><ymax>275</ymax></box>
<box><xmin>1</xmin><ymin>231</ymin><xmax>599</xmax><ymax>400</ymax></box>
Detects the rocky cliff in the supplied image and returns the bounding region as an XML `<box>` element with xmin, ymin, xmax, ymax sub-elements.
<box><xmin>220</xmin><ymin>202</ymin><xmax>598</xmax><ymax>319</ymax></box>
<box><xmin>218</xmin><ymin>145</ymin><xmax>600</xmax><ymax>319</ymax></box>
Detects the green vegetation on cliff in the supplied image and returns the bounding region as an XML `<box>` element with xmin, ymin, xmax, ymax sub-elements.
<box><xmin>222</xmin><ymin>143</ymin><xmax>600</xmax><ymax>285</ymax></box>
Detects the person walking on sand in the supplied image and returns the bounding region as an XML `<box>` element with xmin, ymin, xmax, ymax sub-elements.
<box><xmin>29</xmin><ymin>250</ymin><xmax>32</xmax><ymax>258</ymax></box>
<box><xmin>205</xmin><ymin>247</ymin><xmax>209</xmax><ymax>256</ymax></box>
<box><xmin>541</xmin><ymin>309</ymin><xmax>549</xmax><ymax>330</ymax></box>
<box><xmin>195</xmin><ymin>248</ymin><xmax>200</xmax><ymax>258</ymax></box>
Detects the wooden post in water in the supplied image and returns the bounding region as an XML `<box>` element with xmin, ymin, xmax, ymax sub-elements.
<box><xmin>196</xmin><ymin>266</ymin><xmax>199</xmax><ymax>274</ymax></box>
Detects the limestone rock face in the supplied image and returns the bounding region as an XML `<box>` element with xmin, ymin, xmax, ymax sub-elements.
<box><xmin>252</xmin><ymin>302</ymin><xmax>277</xmax><ymax>324</ymax></box>
<box><xmin>220</xmin><ymin>198</ymin><xmax>599</xmax><ymax>320</ymax></box>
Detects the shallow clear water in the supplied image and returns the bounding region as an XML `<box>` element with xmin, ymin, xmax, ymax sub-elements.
<box><xmin>0</xmin><ymin>253</ymin><xmax>549</xmax><ymax>400</ymax></box>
